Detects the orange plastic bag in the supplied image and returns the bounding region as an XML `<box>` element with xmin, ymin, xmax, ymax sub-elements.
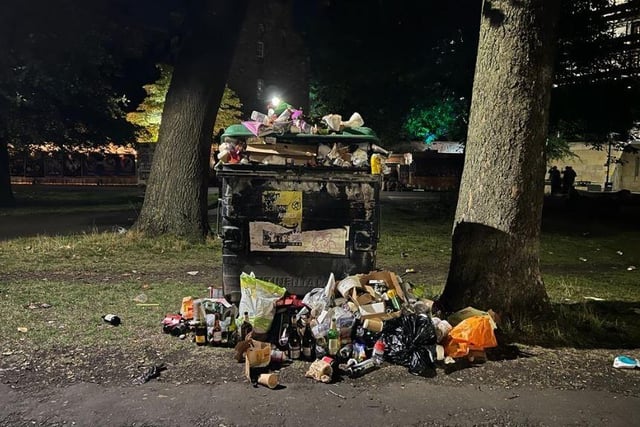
<box><xmin>443</xmin><ymin>315</ymin><xmax>498</xmax><ymax>358</ymax></box>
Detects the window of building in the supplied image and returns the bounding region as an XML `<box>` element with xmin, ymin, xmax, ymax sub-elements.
<box><xmin>256</xmin><ymin>41</ymin><xmax>264</xmax><ymax>59</ymax></box>
<box><xmin>631</xmin><ymin>21</ymin><xmax>640</xmax><ymax>35</ymax></box>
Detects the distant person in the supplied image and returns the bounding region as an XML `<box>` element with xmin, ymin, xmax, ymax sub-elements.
<box><xmin>562</xmin><ymin>166</ymin><xmax>577</xmax><ymax>194</ymax></box>
<box><xmin>548</xmin><ymin>166</ymin><xmax>561</xmax><ymax>195</ymax></box>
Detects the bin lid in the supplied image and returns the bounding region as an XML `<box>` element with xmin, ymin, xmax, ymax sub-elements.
<box><xmin>222</xmin><ymin>124</ymin><xmax>379</xmax><ymax>143</ymax></box>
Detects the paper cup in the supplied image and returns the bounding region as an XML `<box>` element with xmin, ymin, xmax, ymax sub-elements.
<box><xmin>258</xmin><ymin>373</ymin><xmax>279</xmax><ymax>389</ymax></box>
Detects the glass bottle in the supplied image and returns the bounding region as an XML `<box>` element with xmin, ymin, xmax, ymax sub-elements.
<box><xmin>327</xmin><ymin>317</ymin><xmax>340</xmax><ymax>356</ymax></box>
<box><xmin>211</xmin><ymin>315</ymin><xmax>223</xmax><ymax>346</ymax></box>
<box><xmin>227</xmin><ymin>313</ymin><xmax>238</xmax><ymax>348</ymax></box>
<box><xmin>240</xmin><ymin>311</ymin><xmax>252</xmax><ymax>341</ymax></box>
<box><xmin>301</xmin><ymin>316</ymin><xmax>315</xmax><ymax>361</ymax></box>
<box><xmin>288</xmin><ymin>317</ymin><xmax>301</xmax><ymax>360</ymax></box>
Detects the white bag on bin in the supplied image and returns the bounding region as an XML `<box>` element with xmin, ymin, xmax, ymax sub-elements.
<box><xmin>238</xmin><ymin>272</ymin><xmax>286</xmax><ymax>334</ymax></box>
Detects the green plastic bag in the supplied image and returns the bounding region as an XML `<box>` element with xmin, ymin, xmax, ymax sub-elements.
<box><xmin>238</xmin><ymin>272</ymin><xmax>286</xmax><ymax>334</ymax></box>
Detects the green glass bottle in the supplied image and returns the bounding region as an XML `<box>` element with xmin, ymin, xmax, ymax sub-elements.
<box><xmin>327</xmin><ymin>317</ymin><xmax>340</xmax><ymax>356</ymax></box>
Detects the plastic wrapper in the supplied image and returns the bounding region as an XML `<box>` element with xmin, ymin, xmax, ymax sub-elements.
<box><xmin>238</xmin><ymin>272</ymin><xmax>286</xmax><ymax>334</ymax></box>
<box><xmin>381</xmin><ymin>313</ymin><xmax>438</xmax><ymax>376</ymax></box>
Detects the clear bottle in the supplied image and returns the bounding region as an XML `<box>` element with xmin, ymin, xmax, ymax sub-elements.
<box><xmin>327</xmin><ymin>317</ymin><xmax>340</xmax><ymax>356</ymax></box>
<box><xmin>372</xmin><ymin>339</ymin><xmax>385</xmax><ymax>365</ymax></box>
<box><xmin>279</xmin><ymin>322</ymin><xmax>290</xmax><ymax>351</ymax></box>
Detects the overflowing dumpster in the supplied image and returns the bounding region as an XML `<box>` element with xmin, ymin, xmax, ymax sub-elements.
<box><xmin>216</xmin><ymin>124</ymin><xmax>383</xmax><ymax>302</ymax></box>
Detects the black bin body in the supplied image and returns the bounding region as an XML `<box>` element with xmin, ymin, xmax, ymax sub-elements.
<box><xmin>218</xmin><ymin>165</ymin><xmax>381</xmax><ymax>302</ymax></box>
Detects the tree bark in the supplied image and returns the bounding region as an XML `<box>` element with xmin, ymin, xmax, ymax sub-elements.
<box><xmin>439</xmin><ymin>0</ymin><xmax>559</xmax><ymax>318</ymax></box>
<box><xmin>134</xmin><ymin>0</ymin><xmax>249</xmax><ymax>240</ymax></box>
<box><xmin>0</xmin><ymin>140</ymin><xmax>16</xmax><ymax>208</ymax></box>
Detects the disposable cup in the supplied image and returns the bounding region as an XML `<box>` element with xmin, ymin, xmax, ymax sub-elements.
<box><xmin>258</xmin><ymin>373</ymin><xmax>279</xmax><ymax>389</ymax></box>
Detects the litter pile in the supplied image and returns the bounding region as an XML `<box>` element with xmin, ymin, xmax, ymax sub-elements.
<box><xmin>162</xmin><ymin>271</ymin><xmax>500</xmax><ymax>388</ymax></box>
<box><xmin>216</xmin><ymin>103</ymin><xmax>390</xmax><ymax>170</ymax></box>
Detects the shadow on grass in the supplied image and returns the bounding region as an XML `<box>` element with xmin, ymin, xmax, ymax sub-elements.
<box><xmin>501</xmin><ymin>300</ymin><xmax>640</xmax><ymax>350</ymax></box>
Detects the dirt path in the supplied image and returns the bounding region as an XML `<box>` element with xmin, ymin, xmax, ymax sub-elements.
<box><xmin>1</xmin><ymin>377</ymin><xmax>638</xmax><ymax>426</ymax></box>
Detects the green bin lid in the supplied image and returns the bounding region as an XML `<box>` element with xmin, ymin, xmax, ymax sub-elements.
<box><xmin>221</xmin><ymin>124</ymin><xmax>379</xmax><ymax>142</ymax></box>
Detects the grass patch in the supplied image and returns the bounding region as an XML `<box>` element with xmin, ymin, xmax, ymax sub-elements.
<box><xmin>0</xmin><ymin>188</ymin><xmax>639</xmax><ymax>351</ymax></box>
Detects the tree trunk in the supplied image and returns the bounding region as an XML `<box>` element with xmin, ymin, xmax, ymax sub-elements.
<box><xmin>0</xmin><ymin>140</ymin><xmax>16</xmax><ymax>208</ymax></box>
<box><xmin>134</xmin><ymin>0</ymin><xmax>249</xmax><ymax>240</ymax></box>
<box><xmin>439</xmin><ymin>0</ymin><xmax>559</xmax><ymax>318</ymax></box>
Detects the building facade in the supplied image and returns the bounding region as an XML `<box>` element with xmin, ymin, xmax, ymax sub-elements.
<box><xmin>227</xmin><ymin>0</ymin><xmax>310</xmax><ymax>117</ymax></box>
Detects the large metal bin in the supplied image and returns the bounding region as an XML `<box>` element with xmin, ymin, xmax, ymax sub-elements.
<box><xmin>216</xmin><ymin>128</ymin><xmax>382</xmax><ymax>302</ymax></box>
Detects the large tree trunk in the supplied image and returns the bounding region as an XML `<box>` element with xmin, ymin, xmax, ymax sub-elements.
<box><xmin>439</xmin><ymin>0</ymin><xmax>559</xmax><ymax>318</ymax></box>
<box><xmin>134</xmin><ymin>0</ymin><xmax>249</xmax><ymax>240</ymax></box>
<box><xmin>0</xmin><ymin>140</ymin><xmax>16</xmax><ymax>208</ymax></box>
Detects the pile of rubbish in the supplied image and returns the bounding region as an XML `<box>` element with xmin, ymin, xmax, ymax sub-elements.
<box><xmin>161</xmin><ymin>270</ymin><xmax>500</xmax><ymax>388</ymax></box>
<box><xmin>216</xmin><ymin>101</ymin><xmax>390</xmax><ymax>170</ymax></box>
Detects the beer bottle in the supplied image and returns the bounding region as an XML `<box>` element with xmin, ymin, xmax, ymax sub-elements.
<box><xmin>227</xmin><ymin>314</ymin><xmax>238</xmax><ymax>348</ymax></box>
<box><xmin>301</xmin><ymin>316</ymin><xmax>315</xmax><ymax>361</ymax></box>
<box><xmin>327</xmin><ymin>317</ymin><xmax>340</xmax><ymax>356</ymax></box>
<box><xmin>240</xmin><ymin>311</ymin><xmax>253</xmax><ymax>341</ymax></box>
<box><xmin>211</xmin><ymin>315</ymin><xmax>223</xmax><ymax>346</ymax></box>
<box><xmin>288</xmin><ymin>317</ymin><xmax>301</xmax><ymax>360</ymax></box>
<box><xmin>194</xmin><ymin>320</ymin><xmax>207</xmax><ymax>346</ymax></box>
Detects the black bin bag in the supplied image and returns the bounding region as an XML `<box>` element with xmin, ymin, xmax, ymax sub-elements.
<box><xmin>381</xmin><ymin>313</ymin><xmax>438</xmax><ymax>377</ymax></box>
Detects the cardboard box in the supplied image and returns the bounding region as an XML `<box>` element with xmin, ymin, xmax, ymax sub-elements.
<box><xmin>352</xmin><ymin>270</ymin><xmax>406</xmax><ymax>320</ymax></box>
<box><xmin>244</xmin><ymin>340</ymin><xmax>272</xmax><ymax>380</ymax></box>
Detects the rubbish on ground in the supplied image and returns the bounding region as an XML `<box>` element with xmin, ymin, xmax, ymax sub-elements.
<box><xmin>17</xmin><ymin>327</ymin><xmax>28</xmax><ymax>333</ymax></box>
<box><xmin>25</xmin><ymin>302</ymin><xmax>52</xmax><ymax>310</ymax></box>
<box><xmin>305</xmin><ymin>357</ymin><xmax>334</xmax><ymax>383</ymax></box>
<box><xmin>579</xmin><ymin>257</ymin><xmax>588</xmax><ymax>262</ymax></box>
<box><xmin>101</xmin><ymin>314</ymin><xmax>121</xmax><ymax>326</ymax></box>
<box><xmin>381</xmin><ymin>313</ymin><xmax>438</xmax><ymax>376</ymax></box>
<box><xmin>136</xmin><ymin>303</ymin><xmax>160</xmax><ymax>307</ymax></box>
<box><xmin>160</xmin><ymin>268</ymin><xmax>502</xmax><ymax>384</ymax></box>
<box><xmin>133</xmin><ymin>293</ymin><xmax>148</xmax><ymax>303</ymax></box>
<box><xmin>613</xmin><ymin>355</ymin><xmax>639</xmax><ymax>369</ymax></box>
<box><xmin>617</xmin><ymin>251</ymin><xmax>624</xmax><ymax>255</ymax></box>
<box><xmin>628</xmin><ymin>266</ymin><xmax>636</xmax><ymax>271</ymax></box>
<box><xmin>583</xmin><ymin>296</ymin><xmax>605</xmax><ymax>301</ymax></box>
<box><xmin>443</xmin><ymin>315</ymin><xmax>498</xmax><ymax>359</ymax></box>
<box><xmin>238</xmin><ymin>272</ymin><xmax>286</xmax><ymax>335</ymax></box>
<box><xmin>132</xmin><ymin>363</ymin><xmax>166</xmax><ymax>385</ymax></box>
<box><xmin>257</xmin><ymin>372</ymin><xmax>279</xmax><ymax>389</ymax></box>
<box><xmin>186</xmin><ymin>271</ymin><xmax>199</xmax><ymax>276</ymax></box>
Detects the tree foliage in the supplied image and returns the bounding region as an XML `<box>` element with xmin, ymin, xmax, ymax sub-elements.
<box><xmin>402</xmin><ymin>98</ymin><xmax>468</xmax><ymax>143</ymax></box>
<box><xmin>306</xmin><ymin>0</ymin><xmax>480</xmax><ymax>143</ymax></box>
<box><xmin>0</xmin><ymin>0</ymin><xmax>167</xmax><ymax>206</ymax></box>
<box><xmin>126</xmin><ymin>64</ymin><xmax>243</xmax><ymax>142</ymax></box>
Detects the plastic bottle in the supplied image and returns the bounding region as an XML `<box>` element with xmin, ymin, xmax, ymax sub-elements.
<box><xmin>102</xmin><ymin>314</ymin><xmax>121</xmax><ymax>326</ymax></box>
<box><xmin>372</xmin><ymin>340</ymin><xmax>385</xmax><ymax>365</ymax></box>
